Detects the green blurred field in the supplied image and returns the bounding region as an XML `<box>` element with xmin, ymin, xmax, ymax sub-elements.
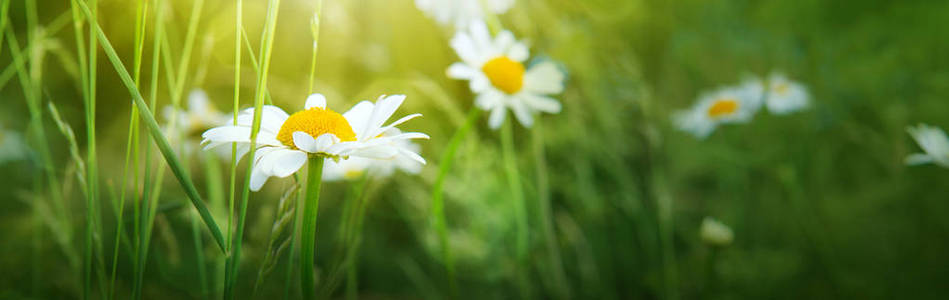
<box><xmin>1</xmin><ymin>0</ymin><xmax>948</xmax><ymax>299</ymax></box>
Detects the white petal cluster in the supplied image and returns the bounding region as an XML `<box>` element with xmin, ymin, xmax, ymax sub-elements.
<box><xmin>906</xmin><ymin>124</ymin><xmax>949</xmax><ymax>168</ymax></box>
<box><xmin>201</xmin><ymin>94</ymin><xmax>428</xmax><ymax>191</ymax></box>
<box><xmin>415</xmin><ymin>0</ymin><xmax>514</xmax><ymax>28</ymax></box>
<box><xmin>448</xmin><ymin>20</ymin><xmax>565</xmax><ymax>129</ymax></box>
<box><xmin>700</xmin><ymin>217</ymin><xmax>734</xmax><ymax>247</ymax></box>
<box><xmin>674</xmin><ymin>73</ymin><xmax>810</xmax><ymax>139</ymax></box>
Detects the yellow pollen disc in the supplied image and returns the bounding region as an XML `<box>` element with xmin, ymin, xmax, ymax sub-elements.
<box><xmin>277</xmin><ymin>108</ymin><xmax>357</xmax><ymax>150</ymax></box>
<box><xmin>707</xmin><ymin>99</ymin><xmax>739</xmax><ymax>119</ymax></box>
<box><xmin>773</xmin><ymin>82</ymin><xmax>789</xmax><ymax>95</ymax></box>
<box><xmin>482</xmin><ymin>56</ymin><xmax>526</xmax><ymax>94</ymax></box>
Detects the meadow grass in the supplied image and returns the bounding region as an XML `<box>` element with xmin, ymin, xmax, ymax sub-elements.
<box><xmin>2</xmin><ymin>0</ymin><xmax>949</xmax><ymax>299</ymax></box>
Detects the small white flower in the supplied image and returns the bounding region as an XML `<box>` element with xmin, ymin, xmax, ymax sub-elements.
<box><xmin>673</xmin><ymin>82</ymin><xmax>763</xmax><ymax>139</ymax></box>
<box><xmin>322</xmin><ymin>128</ymin><xmax>424</xmax><ymax>181</ymax></box>
<box><xmin>906</xmin><ymin>124</ymin><xmax>949</xmax><ymax>168</ymax></box>
<box><xmin>162</xmin><ymin>89</ymin><xmax>230</xmax><ymax>157</ymax></box>
<box><xmin>764</xmin><ymin>73</ymin><xmax>809</xmax><ymax>115</ymax></box>
<box><xmin>700</xmin><ymin>217</ymin><xmax>734</xmax><ymax>247</ymax></box>
<box><xmin>201</xmin><ymin>94</ymin><xmax>429</xmax><ymax>191</ymax></box>
<box><xmin>0</xmin><ymin>129</ymin><xmax>28</xmax><ymax>164</ymax></box>
<box><xmin>415</xmin><ymin>0</ymin><xmax>513</xmax><ymax>28</ymax></box>
<box><xmin>447</xmin><ymin>20</ymin><xmax>565</xmax><ymax>129</ymax></box>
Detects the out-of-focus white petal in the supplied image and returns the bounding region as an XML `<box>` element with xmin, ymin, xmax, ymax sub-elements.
<box><xmin>488</xmin><ymin>106</ymin><xmax>506</xmax><ymax>129</ymax></box>
<box><xmin>523</xmin><ymin>62</ymin><xmax>564</xmax><ymax>95</ymax></box>
<box><xmin>304</xmin><ymin>93</ymin><xmax>327</xmax><ymax>109</ymax></box>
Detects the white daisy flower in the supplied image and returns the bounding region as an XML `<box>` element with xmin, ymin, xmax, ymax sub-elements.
<box><xmin>0</xmin><ymin>128</ymin><xmax>28</xmax><ymax>164</ymax></box>
<box><xmin>415</xmin><ymin>0</ymin><xmax>514</xmax><ymax>28</ymax></box>
<box><xmin>447</xmin><ymin>20</ymin><xmax>565</xmax><ymax>129</ymax></box>
<box><xmin>163</xmin><ymin>89</ymin><xmax>230</xmax><ymax>137</ymax></box>
<box><xmin>201</xmin><ymin>94</ymin><xmax>429</xmax><ymax>191</ymax></box>
<box><xmin>673</xmin><ymin>82</ymin><xmax>763</xmax><ymax>139</ymax></box>
<box><xmin>906</xmin><ymin>124</ymin><xmax>949</xmax><ymax>168</ymax></box>
<box><xmin>700</xmin><ymin>217</ymin><xmax>734</xmax><ymax>247</ymax></box>
<box><xmin>764</xmin><ymin>73</ymin><xmax>809</xmax><ymax>115</ymax></box>
<box><xmin>322</xmin><ymin>128</ymin><xmax>424</xmax><ymax>182</ymax></box>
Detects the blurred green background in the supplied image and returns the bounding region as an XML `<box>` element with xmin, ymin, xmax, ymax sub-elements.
<box><xmin>1</xmin><ymin>0</ymin><xmax>948</xmax><ymax>299</ymax></box>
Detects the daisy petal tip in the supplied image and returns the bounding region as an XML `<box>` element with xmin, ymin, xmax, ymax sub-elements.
<box><xmin>305</xmin><ymin>93</ymin><xmax>327</xmax><ymax>109</ymax></box>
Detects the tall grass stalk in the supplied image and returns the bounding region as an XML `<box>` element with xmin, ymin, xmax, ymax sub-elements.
<box><xmin>500</xmin><ymin>120</ymin><xmax>531</xmax><ymax>298</ymax></box>
<box><xmin>430</xmin><ymin>108</ymin><xmax>481</xmax><ymax>295</ymax></box>
<box><xmin>224</xmin><ymin>0</ymin><xmax>281</xmax><ymax>297</ymax></box>
<box><xmin>227</xmin><ymin>0</ymin><xmax>243</xmax><ymax>254</ymax></box>
<box><xmin>345</xmin><ymin>177</ymin><xmax>372</xmax><ymax>300</ymax></box>
<box><xmin>532</xmin><ymin>121</ymin><xmax>569</xmax><ymax>299</ymax></box>
<box><xmin>108</xmin><ymin>0</ymin><xmax>148</xmax><ymax>298</ymax></box>
<box><xmin>72</xmin><ymin>0</ymin><xmax>225</xmax><ymax>252</ymax></box>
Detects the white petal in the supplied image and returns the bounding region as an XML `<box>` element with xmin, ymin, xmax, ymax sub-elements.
<box><xmin>314</xmin><ymin>133</ymin><xmax>341</xmax><ymax>152</ymax></box>
<box><xmin>364</xmin><ymin>95</ymin><xmax>405</xmax><ymax>139</ymax></box>
<box><xmin>507</xmin><ymin>42</ymin><xmax>529</xmax><ymax>62</ymax></box>
<box><xmin>905</xmin><ymin>153</ymin><xmax>934</xmax><ymax>166</ymax></box>
<box><xmin>488</xmin><ymin>106</ymin><xmax>506</xmax><ymax>129</ymax></box>
<box><xmin>304</xmin><ymin>93</ymin><xmax>327</xmax><ymax>109</ymax></box>
<box><xmin>510</xmin><ymin>99</ymin><xmax>534</xmax><ymax>128</ymax></box>
<box><xmin>447</xmin><ymin>63</ymin><xmax>478</xmax><ymax>80</ymax></box>
<box><xmin>521</xmin><ymin>94</ymin><xmax>562</xmax><ymax>114</ymax></box>
<box><xmin>264</xmin><ymin>149</ymin><xmax>307</xmax><ymax>177</ymax></box>
<box><xmin>343</xmin><ymin>101</ymin><xmax>375</xmax><ymax>140</ymax></box>
<box><xmin>523</xmin><ymin>62</ymin><xmax>565</xmax><ymax>94</ymax></box>
<box><xmin>469</xmin><ymin>20</ymin><xmax>493</xmax><ymax>56</ymax></box>
<box><xmin>450</xmin><ymin>32</ymin><xmax>479</xmax><ymax>66</ymax></box>
<box><xmin>188</xmin><ymin>89</ymin><xmax>211</xmax><ymax>116</ymax></box>
<box><xmin>292</xmin><ymin>131</ymin><xmax>319</xmax><ymax>153</ymax></box>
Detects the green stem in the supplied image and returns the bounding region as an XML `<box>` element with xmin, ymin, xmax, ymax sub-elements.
<box><xmin>430</xmin><ymin>108</ymin><xmax>481</xmax><ymax>296</ymax></box>
<box><xmin>224</xmin><ymin>0</ymin><xmax>281</xmax><ymax>297</ymax></box>
<box><xmin>301</xmin><ymin>157</ymin><xmax>325</xmax><ymax>300</ymax></box>
<box><xmin>72</xmin><ymin>0</ymin><xmax>225</xmax><ymax>252</ymax></box>
<box><xmin>532</xmin><ymin>122</ymin><xmax>569</xmax><ymax>299</ymax></box>
<box><xmin>346</xmin><ymin>176</ymin><xmax>370</xmax><ymax>300</ymax></box>
<box><xmin>500</xmin><ymin>120</ymin><xmax>530</xmax><ymax>299</ymax></box>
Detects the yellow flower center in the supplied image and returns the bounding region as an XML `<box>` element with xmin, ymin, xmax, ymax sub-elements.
<box><xmin>482</xmin><ymin>56</ymin><xmax>525</xmax><ymax>94</ymax></box>
<box><xmin>707</xmin><ymin>98</ymin><xmax>739</xmax><ymax>119</ymax></box>
<box><xmin>276</xmin><ymin>108</ymin><xmax>357</xmax><ymax>150</ymax></box>
<box><xmin>773</xmin><ymin>82</ymin><xmax>789</xmax><ymax>96</ymax></box>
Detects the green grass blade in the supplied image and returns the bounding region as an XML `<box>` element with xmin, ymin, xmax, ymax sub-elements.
<box><xmin>430</xmin><ymin>108</ymin><xmax>481</xmax><ymax>295</ymax></box>
<box><xmin>71</xmin><ymin>0</ymin><xmax>226</xmax><ymax>252</ymax></box>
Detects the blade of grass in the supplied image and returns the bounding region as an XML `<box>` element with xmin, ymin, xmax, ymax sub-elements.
<box><xmin>500</xmin><ymin>120</ymin><xmax>531</xmax><ymax>299</ymax></box>
<box><xmin>430</xmin><ymin>108</ymin><xmax>481</xmax><ymax>295</ymax></box>
<box><xmin>532</xmin><ymin>121</ymin><xmax>570</xmax><ymax>299</ymax></box>
<box><xmin>224</xmin><ymin>0</ymin><xmax>281</xmax><ymax>297</ymax></box>
<box><xmin>71</xmin><ymin>0</ymin><xmax>225</xmax><ymax>251</ymax></box>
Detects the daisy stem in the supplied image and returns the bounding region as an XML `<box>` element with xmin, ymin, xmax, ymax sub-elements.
<box><xmin>301</xmin><ymin>156</ymin><xmax>325</xmax><ymax>300</ymax></box>
<box><xmin>345</xmin><ymin>175</ymin><xmax>370</xmax><ymax>300</ymax></box>
<box><xmin>225</xmin><ymin>0</ymin><xmax>280</xmax><ymax>297</ymax></box>
<box><xmin>430</xmin><ymin>108</ymin><xmax>482</xmax><ymax>296</ymax></box>
<box><xmin>532</xmin><ymin>121</ymin><xmax>570</xmax><ymax>299</ymax></box>
<box><xmin>500</xmin><ymin>120</ymin><xmax>531</xmax><ymax>298</ymax></box>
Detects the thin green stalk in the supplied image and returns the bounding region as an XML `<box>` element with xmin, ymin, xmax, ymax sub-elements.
<box><xmin>346</xmin><ymin>177</ymin><xmax>371</xmax><ymax>300</ymax></box>
<box><xmin>192</xmin><ymin>210</ymin><xmax>209</xmax><ymax>297</ymax></box>
<box><xmin>227</xmin><ymin>0</ymin><xmax>243</xmax><ymax>254</ymax></box>
<box><xmin>430</xmin><ymin>108</ymin><xmax>481</xmax><ymax>295</ymax></box>
<box><xmin>282</xmin><ymin>182</ymin><xmax>305</xmax><ymax>300</ymax></box>
<box><xmin>72</xmin><ymin>0</ymin><xmax>225</xmax><ymax>251</ymax></box>
<box><xmin>0</xmin><ymin>0</ymin><xmax>10</xmax><ymax>58</ymax></box>
<box><xmin>301</xmin><ymin>157</ymin><xmax>325</xmax><ymax>300</ymax></box>
<box><xmin>532</xmin><ymin>122</ymin><xmax>569</xmax><ymax>299</ymax></box>
<box><xmin>0</xmin><ymin>10</ymin><xmax>70</xmax><ymax>92</ymax></box>
<box><xmin>109</xmin><ymin>0</ymin><xmax>148</xmax><ymax>298</ymax></box>
<box><xmin>500</xmin><ymin>120</ymin><xmax>530</xmax><ymax>299</ymax></box>
<box><xmin>132</xmin><ymin>0</ymin><xmax>165</xmax><ymax>296</ymax></box>
<box><xmin>224</xmin><ymin>0</ymin><xmax>281</xmax><ymax>297</ymax></box>
<box><xmin>307</xmin><ymin>1</ymin><xmax>322</xmax><ymax>95</ymax></box>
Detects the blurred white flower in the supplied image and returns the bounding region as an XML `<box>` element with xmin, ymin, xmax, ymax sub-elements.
<box><xmin>322</xmin><ymin>128</ymin><xmax>424</xmax><ymax>182</ymax></box>
<box><xmin>415</xmin><ymin>0</ymin><xmax>513</xmax><ymax>28</ymax></box>
<box><xmin>673</xmin><ymin>82</ymin><xmax>763</xmax><ymax>139</ymax></box>
<box><xmin>906</xmin><ymin>124</ymin><xmax>949</xmax><ymax>168</ymax></box>
<box><xmin>764</xmin><ymin>73</ymin><xmax>809</xmax><ymax>115</ymax></box>
<box><xmin>448</xmin><ymin>20</ymin><xmax>565</xmax><ymax>129</ymax></box>
<box><xmin>201</xmin><ymin>94</ymin><xmax>428</xmax><ymax>191</ymax></box>
<box><xmin>700</xmin><ymin>217</ymin><xmax>734</xmax><ymax>247</ymax></box>
<box><xmin>0</xmin><ymin>129</ymin><xmax>28</xmax><ymax>164</ymax></box>
<box><xmin>162</xmin><ymin>89</ymin><xmax>230</xmax><ymax>157</ymax></box>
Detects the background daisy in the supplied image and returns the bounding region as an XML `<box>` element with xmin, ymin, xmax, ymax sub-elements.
<box><xmin>673</xmin><ymin>83</ymin><xmax>763</xmax><ymax>139</ymax></box>
<box><xmin>415</xmin><ymin>0</ymin><xmax>514</xmax><ymax>28</ymax></box>
<box><xmin>765</xmin><ymin>73</ymin><xmax>810</xmax><ymax>114</ymax></box>
<box><xmin>447</xmin><ymin>20</ymin><xmax>565</xmax><ymax>129</ymax></box>
<box><xmin>906</xmin><ymin>124</ymin><xmax>949</xmax><ymax>168</ymax></box>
